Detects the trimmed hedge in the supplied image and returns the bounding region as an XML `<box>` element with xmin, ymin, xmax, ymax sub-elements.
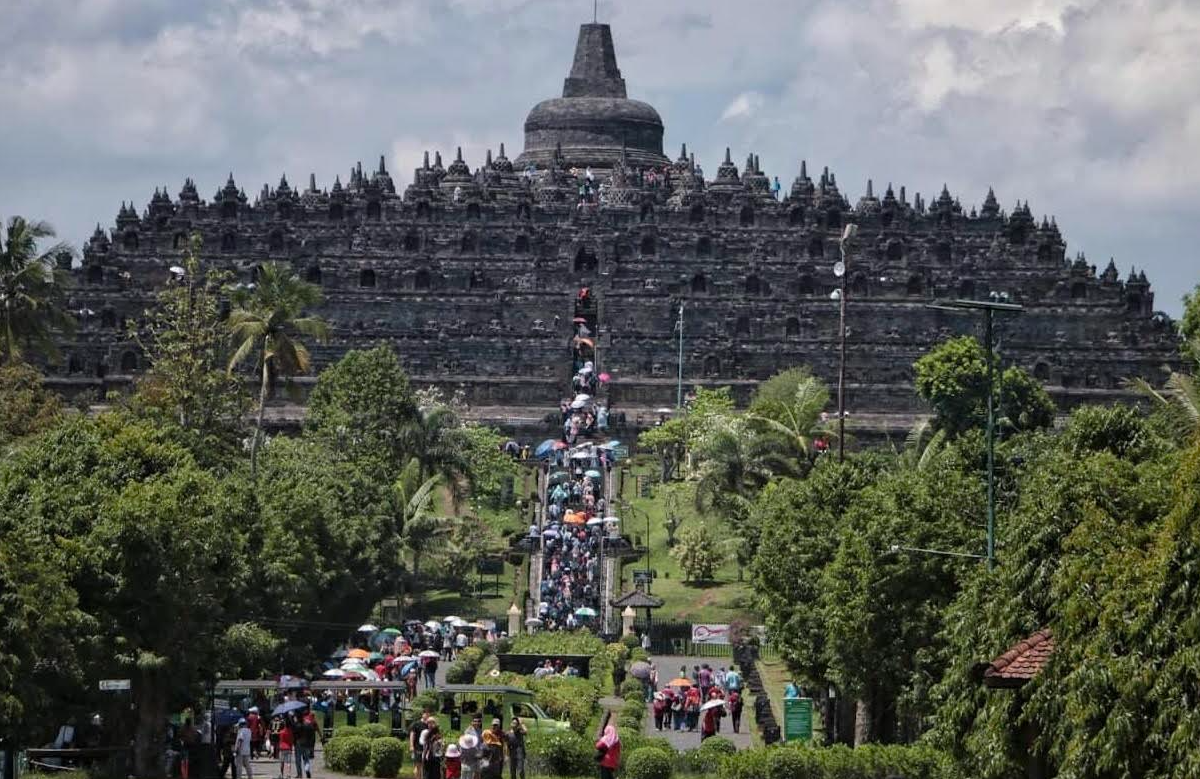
<box><xmin>619</xmin><ymin>678</ymin><xmax>645</xmax><ymax>698</ymax></box>
<box><xmin>325</xmin><ymin>734</ymin><xmax>372</xmax><ymax>775</ymax></box>
<box><xmin>526</xmin><ymin>731</ymin><xmax>595</xmax><ymax>777</ymax></box>
<box><xmin>625</xmin><ymin>747</ymin><xmax>674</xmax><ymax>779</ymax></box>
<box><xmin>699</xmin><ymin>737</ymin><xmax>737</xmax><ymax>755</ymax></box>
<box><xmin>718</xmin><ymin>743</ymin><xmax>960</xmax><ymax>779</ymax></box>
<box><xmin>368</xmin><ymin>737</ymin><xmax>406</xmax><ymax>778</ymax></box>
<box><xmin>359</xmin><ymin>723</ymin><xmax>392</xmax><ymax>739</ymax></box>
<box><xmin>529</xmin><ymin>676</ymin><xmax>600</xmax><ymax>734</ymax></box>
<box><xmin>446</xmin><ymin>645</ymin><xmax>488</xmax><ymax>683</ymax></box>
<box><xmin>329</xmin><ymin>726</ymin><xmax>362</xmax><ymax>740</ymax></box>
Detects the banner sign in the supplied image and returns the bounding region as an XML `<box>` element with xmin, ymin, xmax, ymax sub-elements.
<box><xmin>99</xmin><ymin>679</ymin><xmax>131</xmax><ymax>691</ymax></box>
<box><xmin>690</xmin><ymin>623</ymin><xmax>731</xmax><ymax>645</ymax></box>
<box><xmin>783</xmin><ymin>697</ymin><xmax>813</xmax><ymax>742</ymax></box>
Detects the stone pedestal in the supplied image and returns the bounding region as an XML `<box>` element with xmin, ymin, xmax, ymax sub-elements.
<box><xmin>508</xmin><ymin>603</ymin><xmax>522</xmax><ymax>637</ymax></box>
<box><xmin>622</xmin><ymin>606</ymin><xmax>636</xmax><ymax>636</ymax></box>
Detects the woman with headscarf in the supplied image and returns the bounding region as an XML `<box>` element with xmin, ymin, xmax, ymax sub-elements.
<box><xmin>594</xmin><ymin>722</ymin><xmax>620</xmax><ymax>779</ymax></box>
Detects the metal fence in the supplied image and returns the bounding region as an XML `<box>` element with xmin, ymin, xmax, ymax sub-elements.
<box><xmin>633</xmin><ymin>619</ymin><xmax>782</xmax><ymax>660</ymax></box>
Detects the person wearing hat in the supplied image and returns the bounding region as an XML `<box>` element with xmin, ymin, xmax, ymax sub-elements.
<box><xmin>457</xmin><ymin>732</ymin><xmax>481</xmax><ymax>779</ymax></box>
<box><xmin>481</xmin><ymin>719</ymin><xmax>505</xmax><ymax>779</ymax></box>
<box><xmin>234</xmin><ymin>718</ymin><xmax>253</xmax><ymax>779</ymax></box>
<box><xmin>444</xmin><ymin>744</ymin><xmax>462</xmax><ymax>779</ymax></box>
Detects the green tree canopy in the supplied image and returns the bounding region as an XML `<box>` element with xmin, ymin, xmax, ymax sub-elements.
<box><xmin>0</xmin><ymin>361</ymin><xmax>61</xmax><ymax>449</ymax></box>
<box><xmin>305</xmin><ymin>345</ymin><xmax>418</xmax><ymax>477</ymax></box>
<box><xmin>914</xmin><ymin>335</ymin><xmax>1055</xmax><ymax>437</ymax></box>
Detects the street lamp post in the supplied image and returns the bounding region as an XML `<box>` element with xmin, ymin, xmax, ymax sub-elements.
<box><xmin>927</xmin><ymin>293</ymin><xmax>1022</xmax><ymax>570</ymax></box>
<box><xmin>833</xmin><ymin>224</ymin><xmax>858</xmax><ymax>462</ymax></box>
<box><xmin>675</xmin><ymin>301</ymin><xmax>685</xmax><ymax>410</ymax></box>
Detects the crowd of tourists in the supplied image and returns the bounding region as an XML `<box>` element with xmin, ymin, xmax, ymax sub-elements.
<box><xmin>650</xmin><ymin>662</ymin><xmax>746</xmax><ymax>741</ymax></box>
<box><xmin>408</xmin><ymin>709</ymin><xmax>534</xmax><ymax>779</ymax></box>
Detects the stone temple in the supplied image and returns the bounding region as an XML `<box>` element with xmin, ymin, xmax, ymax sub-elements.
<box><xmin>54</xmin><ymin>23</ymin><xmax>1179</xmax><ymax>438</ymax></box>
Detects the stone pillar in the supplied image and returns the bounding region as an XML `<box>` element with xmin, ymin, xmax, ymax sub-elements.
<box><xmin>622</xmin><ymin>606</ymin><xmax>636</xmax><ymax>636</ymax></box>
<box><xmin>508</xmin><ymin>603</ymin><xmax>522</xmax><ymax>637</ymax></box>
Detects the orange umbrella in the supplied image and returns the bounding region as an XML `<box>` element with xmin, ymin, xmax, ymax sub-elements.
<box><xmin>563</xmin><ymin>513</ymin><xmax>586</xmax><ymax>525</ymax></box>
<box><xmin>669</xmin><ymin>677</ymin><xmax>693</xmax><ymax>687</ymax></box>
<box><xmin>348</xmin><ymin>648</ymin><xmax>370</xmax><ymax>659</ymax></box>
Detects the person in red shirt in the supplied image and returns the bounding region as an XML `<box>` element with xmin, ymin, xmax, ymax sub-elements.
<box><xmin>277</xmin><ymin>719</ymin><xmax>295</xmax><ymax>779</ymax></box>
<box><xmin>594</xmin><ymin>724</ymin><xmax>620</xmax><ymax>779</ymax></box>
<box><xmin>247</xmin><ymin>709</ymin><xmax>263</xmax><ymax>758</ymax></box>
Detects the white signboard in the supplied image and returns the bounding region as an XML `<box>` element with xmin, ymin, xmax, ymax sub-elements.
<box><xmin>99</xmin><ymin>678</ymin><xmax>131</xmax><ymax>691</ymax></box>
<box><xmin>690</xmin><ymin>623</ymin><xmax>731</xmax><ymax>645</ymax></box>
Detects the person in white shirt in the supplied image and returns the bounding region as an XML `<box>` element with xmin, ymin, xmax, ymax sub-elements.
<box><xmin>235</xmin><ymin>718</ymin><xmax>253</xmax><ymax>779</ymax></box>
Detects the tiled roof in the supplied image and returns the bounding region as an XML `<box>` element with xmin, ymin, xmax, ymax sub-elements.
<box><xmin>984</xmin><ymin>630</ymin><xmax>1054</xmax><ymax>689</ymax></box>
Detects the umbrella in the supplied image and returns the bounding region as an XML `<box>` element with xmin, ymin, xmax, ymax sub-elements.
<box><xmin>570</xmin><ymin>451</ymin><xmax>593</xmax><ymax>460</ymax></box>
<box><xmin>572</xmin><ymin>317</ymin><xmax>587</xmax><ymax>324</ymax></box>
<box><xmin>584</xmin><ymin>469</ymin><xmax>602</xmax><ymax>479</ymax></box>
<box><xmin>574</xmin><ymin>606</ymin><xmax>598</xmax><ymax>618</ymax></box>
<box><xmin>548</xmin><ymin>472</ymin><xmax>570</xmax><ymax>485</ymax></box>
<box><xmin>357</xmin><ymin>624</ymin><xmax>378</xmax><ymax>633</ymax></box>
<box><xmin>525</xmin><ymin>617</ymin><xmax>543</xmax><ymax>626</ymax></box>
<box><xmin>599</xmin><ymin>440</ymin><xmax>620</xmax><ymax>449</ymax></box>
<box><xmin>599</xmin><ymin>372</ymin><xmax>611</xmax><ymax>383</ymax></box>
<box><xmin>400</xmin><ymin>661</ymin><xmax>417</xmax><ymax>677</ymax></box>
<box><xmin>443</xmin><ymin>616</ymin><xmax>461</xmax><ymax>623</ymax></box>
<box><xmin>655</xmin><ymin>408</ymin><xmax>674</xmax><ymax>414</ymax></box>
<box><xmin>570</xmin><ymin>399</ymin><xmax>586</xmax><ymax>409</ymax></box>
<box><xmin>378</xmin><ymin>627</ymin><xmax>402</xmax><ymax>636</ymax></box>
<box><xmin>700</xmin><ymin>699</ymin><xmax>726</xmax><ymax>712</ymax></box>
<box><xmin>419</xmin><ymin>650</ymin><xmax>439</xmax><ymax>658</ymax></box>
<box><xmin>574</xmin><ymin>337</ymin><xmax>594</xmax><ymax>348</ymax></box>
<box><xmin>331</xmin><ymin>648</ymin><xmax>349</xmax><ymax>659</ymax></box>
<box><xmin>466</xmin><ymin>622</ymin><xmax>487</xmax><ymax>629</ymax></box>
<box><xmin>534</xmin><ymin>439</ymin><xmax>557</xmax><ymax>457</ymax></box>
<box><xmin>542</xmin><ymin>528</ymin><xmax>560</xmax><ymax>538</ymax></box>
<box><xmin>347</xmin><ymin>648</ymin><xmax>370</xmax><ymax>659</ymax></box>
<box><xmin>604</xmin><ymin>516</ymin><xmax>621</xmax><ymax>523</ymax></box>
<box><xmin>564</xmin><ymin>514</ymin><xmax>586</xmax><ymax>525</ymax></box>
<box><xmin>391</xmin><ymin>656</ymin><xmax>416</xmax><ymax>664</ymax></box>
<box><xmin>449</xmin><ymin>618</ymin><xmax>468</xmax><ymax>627</ymax></box>
<box><xmin>669</xmin><ymin>678</ymin><xmax>693</xmax><ymax>687</ymax></box>
<box><xmin>216</xmin><ymin>709</ymin><xmax>244</xmax><ymax>726</ymax></box>
<box><xmin>586</xmin><ymin>517</ymin><xmax>607</xmax><ymax>526</ymax></box>
<box><xmin>553</xmin><ymin>441</ymin><xmax>569</xmax><ymax>450</ymax></box>
<box><xmin>322</xmin><ymin>669</ymin><xmax>346</xmax><ymax>678</ymax></box>
<box><xmin>272</xmin><ymin>701</ymin><xmax>308</xmax><ymax>717</ymax></box>
<box><xmin>368</xmin><ymin>652</ymin><xmax>385</xmax><ymax>663</ymax></box>
<box><xmin>629</xmin><ymin>661</ymin><xmax>652</xmax><ymax>680</ymax></box>
<box><xmin>574</xmin><ymin>394</ymin><xmax>591</xmax><ymax>402</ymax></box>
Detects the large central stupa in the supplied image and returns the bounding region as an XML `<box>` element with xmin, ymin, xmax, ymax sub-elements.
<box><xmin>515</xmin><ymin>23</ymin><xmax>669</xmax><ymax>171</ymax></box>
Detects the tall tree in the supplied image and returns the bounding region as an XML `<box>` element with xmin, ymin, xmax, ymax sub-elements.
<box><xmin>403</xmin><ymin>401</ymin><xmax>474</xmax><ymax>500</ymax></box>
<box><xmin>914</xmin><ymin>335</ymin><xmax>1055</xmax><ymax>437</ymax></box>
<box><xmin>746</xmin><ymin>366</ymin><xmax>831</xmax><ymax>476</ymax></box>
<box><xmin>227</xmin><ymin>262</ymin><xmax>327</xmax><ymax>475</ymax></box>
<box><xmin>305</xmin><ymin>345</ymin><xmax>418</xmax><ymax>478</ymax></box>
<box><xmin>394</xmin><ymin>461</ymin><xmax>454</xmax><ymax>581</ymax></box>
<box><xmin>0</xmin><ymin>216</ymin><xmax>74</xmax><ymax>364</ymax></box>
<box><xmin>133</xmin><ymin>234</ymin><xmax>248</xmax><ymax>461</ymax></box>
<box><xmin>0</xmin><ymin>362</ymin><xmax>62</xmax><ymax>450</ymax></box>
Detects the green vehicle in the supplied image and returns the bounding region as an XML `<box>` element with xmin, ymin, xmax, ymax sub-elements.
<box><xmin>435</xmin><ymin>685</ymin><xmax>570</xmax><ymax>733</ymax></box>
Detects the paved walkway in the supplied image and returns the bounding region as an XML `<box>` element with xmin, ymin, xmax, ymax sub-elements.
<box><xmin>638</xmin><ymin>655</ymin><xmax>753</xmax><ymax>751</ymax></box>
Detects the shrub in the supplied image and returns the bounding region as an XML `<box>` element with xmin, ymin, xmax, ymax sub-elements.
<box><xmin>530</xmin><ymin>676</ymin><xmax>599</xmax><ymax>733</ymax></box>
<box><xmin>717</xmin><ymin>743</ymin><xmax>960</xmax><ymax>779</ymax></box>
<box><xmin>359</xmin><ymin>723</ymin><xmax>391</xmax><ymax>739</ymax></box>
<box><xmin>368</xmin><ymin>737</ymin><xmax>406</xmax><ymax>778</ymax></box>
<box><xmin>621</xmin><ymin>698</ymin><xmax>647</xmax><ymax>724</ymax></box>
<box><xmin>330</xmin><ymin>726</ymin><xmax>362</xmax><ymax>740</ymax></box>
<box><xmin>526</xmin><ymin>731</ymin><xmax>594</xmax><ymax>777</ymax></box>
<box><xmin>625</xmin><ymin>747</ymin><xmax>674</xmax><ymax>779</ymax></box>
<box><xmin>699</xmin><ymin>737</ymin><xmax>737</xmax><ymax>755</ymax></box>
<box><xmin>410</xmin><ymin>690</ymin><xmax>438</xmax><ymax>715</ymax></box>
<box><xmin>446</xmin><ymin>645</ymin><xmax>486</xmax><ymax>683</ymax></box>
<box><xmin>618</xmin><ymin>713</ymin><xmax>642</xmax><ymax>731</ymax></box>
<box><xmin>326</xmin><ymin>734</ymin><xmax>372</xmax><ymax>774</ymax></box>
<box><xmin>620</xmin><ymin>678</ymin><xmax>645</xmax><ymax>698</ymax></box>
<box><xmin>621</xmin><ymin>634</ymin><xmax>642</xmax><ymax>650</ymax></box>
<box><xmin>607</xmin><ymin>642</ymin><xmax>630</xmax><ymax>668</ymax></box>
<box><xmin>629</xmin><ymin>647</ymin><xmax>650</xmax><ymax>664</ymax></box>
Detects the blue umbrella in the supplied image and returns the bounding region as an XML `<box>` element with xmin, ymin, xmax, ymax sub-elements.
<box><xmin>534</xmin><ymin>439</ymin><xmax>557</xmax><ymax>458</ymax></box>
<box><xmin>215</xmin><ymin>709</ymin><xmax>244</xmax><ymax>726</ymax></box>
<box><xmin>400</xmin><ymin>660</ymin><xmax>418</xmax><ymax>677</ymax></box>
<box><xmin>272</xmin><ymin>700</ymin><xmax>308</xmax><ymax>717</ymax></box>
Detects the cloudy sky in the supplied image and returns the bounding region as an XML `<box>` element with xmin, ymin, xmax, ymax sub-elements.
<box><xmin>1</xmin><ymin>0</ymin><xmax>1196</xmax><ymax>315</ymax></box>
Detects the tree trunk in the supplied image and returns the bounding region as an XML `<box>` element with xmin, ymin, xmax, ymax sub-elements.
<box><xmin>251</xmin><ymin>355</ymin><xmax>269</xmax><ymax>476</ymax></box>
<box><xmin>854</xmin><ymin>696</ymin><xmax>873</xmax><ymax>746</ymax></box>
<box><xmin>132</xmin><ymin>671</ymin><xmax>169</xmax><ymax>778</ymax></box>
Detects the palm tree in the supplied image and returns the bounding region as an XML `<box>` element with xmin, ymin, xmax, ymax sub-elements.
<box><xmin>1130</xmin><ymin>345</ymin><xmax>1200</xmax><ymax>439</ymax></box>
<box><xmin>745</xmin><ymin>368</ymin><xmax>831</xmax><ymax>478</ymax></box>
<box><xmin>896</xmin><ymin>419</ymin><xmax>947</xmax><ymax>472</ymax></box>
<box><xmin>393</xmin><ymin>462</ymin><xmax>456</xmax><ymax>581</ymax></box>
<box><xmin>227</xmin><ymin>262</ymin><xmax>327</xmax><ymax>475</ymax></box>
<box><xmin>404</xmin><ymin>403</ymin><xmax>474</xmax><ymax>502</ymax></box>
<box><xmin>0</xmin><ymin>217</ymin><xmax>74</xmax><ymax>364</ymax></box>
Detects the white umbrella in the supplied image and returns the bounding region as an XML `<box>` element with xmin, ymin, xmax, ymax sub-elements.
<box><xmin>323</xmin><ymin>669</ymin><xmax>346</xmax><ymax>678</ymax></box>
<box><xmin>574</xmin><ymin>394</ymin><xmax>591</xmax><ymax>402</ymax></box>
<box><xmin>570</xmin><ymin>399</ymin><xmax>586</xmax><ymax>409</ymax></box>
<box><xmin>357</xmin><ymin>623</ymin><xmax>378</xmax><ymax>633</ymax></box>
<box><xmin>586</xmin><ymin>517</ymin><xmax>607</xmax><ymax>526</ymax></box>
<box><xmin>450</xmin><ymin>618</ymin><xmax>468</xmax><ymax>627</ymax></box>
<box><xmin>603</xmin><ymin>516</ymin><xmax>621</xmax><ymax>523</ymax></box>
<box><xmin>700</xmin><ymin>699</ymin><xmax>726</xmax><ymax>712</ymax></box>
<box><xmin>424</xmin><ymin>620</ymin><xmax>441</xmax><ymax>630</ymax></box>
<box><xmin>570</xmin><ymin>451</ymin><xmax>593</xmax><ymax>459</ymax></box>
<box><xmin>442</xmin><ymin>616</ymin><xmax>461</xmax><ymax>623</ymax></box>
<box><xmin>525</xmin><ymin>617</ymin><xmax>543</xmax><ymax>626</ymax></box>
<box><xmin>419</xmin><ymin>650</ymin><xmax>439</xmax><ymax>658</ymax></box>
<box><xmin>655</xmin><ymin>407</ymin><xmax>674</xmax><ymax>414</ymax></box>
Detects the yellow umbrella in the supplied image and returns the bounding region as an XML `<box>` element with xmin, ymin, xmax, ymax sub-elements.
<box><xmin>348</xmin><ymin>648</ymin><xmax>370</xmax><ymax>659</ymax></box>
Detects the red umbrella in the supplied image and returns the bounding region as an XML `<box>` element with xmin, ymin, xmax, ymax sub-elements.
<box><xmin>573</xmin><ymin>317</ymin><xmax>588</xmax><ymax>324</ymax></box>
<box><xmin>598</xmin><ymin>372</ymin><xmax>611</xmax><ymax>383</ymax></box>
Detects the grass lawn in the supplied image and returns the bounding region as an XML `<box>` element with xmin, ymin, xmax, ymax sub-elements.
<box><xmin>611</xmin><ymin>460</ymin><xmax>760</xmax><ymax>624</ymax></box>
<box><xmin>756</xmin><ymin>657</ymin><xmax>824</xmax><ymax>742</ymax></box>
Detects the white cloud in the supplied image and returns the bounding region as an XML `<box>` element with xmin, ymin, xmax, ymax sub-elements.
<box><xmin>721</xmin><ymin>92</ymin><xmax>765</xmax><ymax>121</ymax></box>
